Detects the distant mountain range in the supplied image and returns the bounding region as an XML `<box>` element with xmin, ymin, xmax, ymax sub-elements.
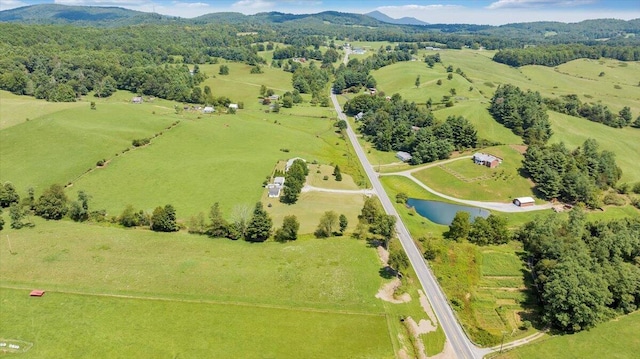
<box><xmin>1</xmin><ymin>4</ymin><xmax>638</xmax><ymax>44</ymax></box>
<box><xmin>365</xmin><ymin>10</ymin><xmax>428</xmax><ymax>26</ymax></box>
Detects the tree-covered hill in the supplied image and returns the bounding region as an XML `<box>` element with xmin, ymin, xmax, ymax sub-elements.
<box><xmin>0</xmin><ymin>4</ymin><xmax>179</xmax><ymax>27</ymax></box>
<box><xmin>1</xmin><ymin>4</ymin><xmax>638</xmax><ymax>47</ymax></box>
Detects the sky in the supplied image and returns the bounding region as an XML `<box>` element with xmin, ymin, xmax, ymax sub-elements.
<box><xmin>0</xmin><ymin>0</ymin><xmax>638</xmax><ymax>25</ymax></box>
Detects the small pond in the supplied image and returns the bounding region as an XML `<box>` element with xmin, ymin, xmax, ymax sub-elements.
<box><xmin>406</xmin><ymin>198</ymin><xmax>490</xmax><ymax>226</ymax></box>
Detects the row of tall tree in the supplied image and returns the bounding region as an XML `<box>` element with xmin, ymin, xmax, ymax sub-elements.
<box><xmin>493</xmin><ymin>44</ymin><xmax>640</xmax><ymax>67</ymax></box>
<box><xmin>544</xmin><ymin>94</ymin><xmax>635</xmax><ymax>128</ymax></box>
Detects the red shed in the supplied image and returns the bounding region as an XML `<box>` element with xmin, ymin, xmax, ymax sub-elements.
<box><xmin>30</xmin><ymin>290</ymin><xmax>45</xmax><ymax>297</ymax></box>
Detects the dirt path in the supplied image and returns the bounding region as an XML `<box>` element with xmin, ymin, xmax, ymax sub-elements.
<box><xmin>301</xmin><ymin>184</ymin><xmax>375</xmax><ymax>195</ymax></box>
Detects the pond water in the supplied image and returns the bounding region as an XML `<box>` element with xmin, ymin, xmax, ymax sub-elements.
<box><xmin>406</xmin><ymin>198</ymin><xmax>490</xmax><ymax>226</ymax></box>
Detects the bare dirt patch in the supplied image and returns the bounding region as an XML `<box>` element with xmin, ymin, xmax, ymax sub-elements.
<box><xmin>429</xmin><ymin>340</ymin><xmax>456</xmax><ymax>359</ymax></box>
<box><xmin>376</xmin><ymin>278</ymin><xmax>411</xmax><ymax>303</ymax></box>
<box><xmin>418</xmin><ymin>290</ymin><xmax>438</xmax><ymax>327</ymax></box>
<box><xmin>377</xmin><ymin>245</ymin><xmax>389</xmax><ymax>265</ymax></box>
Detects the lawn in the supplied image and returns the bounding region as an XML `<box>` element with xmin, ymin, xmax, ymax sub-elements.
<box><xmin>263</xmin><ymin>191</ymin><xmax>366</xmax><ymax>235</ymax></box>
<box><xmin>412</xmin><ymin>146</ymin><xmax>537</xmax><ymax>203</ymax></box>
<box><xmin>0</xmin><ymin>218</ymin><xmax>397</xmax><ymax>358</ymax></box>
<box><xmin>496</xmin><ymin>311</ymin><xmax>640</xmax><ymax>359</ymax></box>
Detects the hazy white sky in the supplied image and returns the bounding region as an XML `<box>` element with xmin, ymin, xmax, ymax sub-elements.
<box><xmin>1</xmin><ymin>0</ymin><xmax>639</xmax><ymax>25</ymax></box>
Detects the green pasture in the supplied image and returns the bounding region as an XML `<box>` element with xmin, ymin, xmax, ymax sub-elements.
<box><xmin>69</xmin><ymin>110</ymin><xmax>350</xmax><ymax>220</ymax></box>
<box><xmin>198</xmin><ymin>62</ymin><xmax>293</xmax><ymax>109</ymax></box>
<box><xmin>437</xmin><ymin>50</ymin><xmax>640</xmax><ymax>115</ymax></box>
<box><xmin>0</xmin><ymin>288</ymin><xmax>392</xmax><ymax>359</ymax></box>
<box><xmin>432</xmin><ymin>101</ymin><xmax>522</xmax><ymax>145</ymax></box>
<box><xmin>0</xmin><ymin>219</ymin><xmax>384</xmax><ymax>313</ymax></box>
<box><xmin>548</xmin><ymin>111</ymin><xmax>640</xmax><ymax>182</ymax></box>
<box><xmin>0</xmin><ymin>216</ymin><xmax>402</xmax><ymax>358</ymax></box>
<box><xmin>412</xmin><ymin>146</ymin><xmax>537</xmax><ymax>203</ymax></box>
<box><xmin>0</xmin><ymin>91</ymin><xmax>84</xmax><ymax>130</ymax></box>
<box><xmin>431</xmin><ymin>242</ymin><xmax>536</xmax><ymax>346</ymax></box>
<box><xmin>555</xmin><ymin>57</ymin><xmax>640</xmax><ymax>87</ymax></box>
<box><xmin>496</xmin><ymin>311</ymin><xmax>640</xmax><ymax>359</ymax></box>
<box><xmin>0</xmin><ymin>96</ymin><xmax>176</xmax><ymax>191</ymax></box>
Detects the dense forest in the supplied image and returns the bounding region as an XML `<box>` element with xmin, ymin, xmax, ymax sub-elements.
<box><xmin>522</xmin><ymin>139</ymin><xmax>621</xmax><ymax>207</ymax></box>
<box><xmin>343</xmin><ymin>93</ymin><xmax>477</xmax><ymax>164</ymax></box>
<box><xmin>518</xmin><ymin>212</ymin><xmax>640</xmax><ymax>332</ymax></box>
<box><xmin>488</xmin><ymin>84</ymin><xmax>553</xmax><ymax>146</ymax></box>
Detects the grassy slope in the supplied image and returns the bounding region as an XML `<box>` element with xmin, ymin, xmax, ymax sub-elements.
<box><xmin>548</xmin><ymin>111</ymin><xmax>640</xmax><ymax>182</ymax></box>
<box><xmin>435</xmin><ymin>50</ymin><xmax>640</xmax><ymax>181</ymax></box>
<box><xmin>0</xmin><ymin>96</ymin><xmax>176</xmax><ymax>191</ymax></box>
<box><xmin>0</xmin><ymin>90</ymin><xmax>84</xmax><ymax>130</ymax></box>
<box><xmin>496</xmin><ymin>311</ymin><xmax>640</xmax><ymax>359</ymax></box>
<box><xmin>0</xmin><ymin>218</ymin><xmax>394</xmax><ymax>358</ymax></box>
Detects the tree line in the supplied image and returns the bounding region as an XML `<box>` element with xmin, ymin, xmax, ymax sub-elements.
<box><xmin>493</xmin><ymin>44</ymin><xmax>640</xmax><ymax>67</ymax></box>
<box><xmin>544</xmin><ymin>94</ymin><xmax>636</xmax><ymax>128</ymax></box>
<box><xmin>344</xmin><ymin>93</ymin><xmax>477</xmax><ymax>165</ymax></box>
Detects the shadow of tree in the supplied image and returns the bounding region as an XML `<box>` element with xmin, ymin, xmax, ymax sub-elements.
<box><xmin>379</xmin><ymin>265</ymin><xmax>396</xmax><ymax>279</ymax></box>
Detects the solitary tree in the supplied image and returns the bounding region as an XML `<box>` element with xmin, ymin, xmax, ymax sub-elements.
<box><xmin>245</xmin><ymin>202</ymin><xmax>272</xmax><ymax>242</ymax></box>
<box><xmin>315</xmin><ymin>211</ymin><xmax>339</xmax><ymax>238</ymax></box>
<box><xmin>444</xmin><ymin>211</ymin><xmax>470</xmax><ymax>241</ymax></box>
<box><xmin>388</xmin><ymin>249</ymin><xmax>409</xmax><ymax>277</ymax></box>
<box><xmin>0</xmin><ymin>182</ymin><xmax>20</xmax><ymax>208</ymax></box>
<box><xmin>339</xmin><ymin>214</ymin><xmax>348</xmax><ymax>235</ymax></box>
<box><xmin>368</xmin><ymin>214</ymin><xmax>397</xmax><ymax>249</ymax></box>
<box><xmin>207</xmin><ymin>202</ymin><xmax>229</xmax><ymax>238</ymax></box>
<box><xmin>150</xmin><ymin>204</ymin><xmax>178</xmax><ymax>232</ymax></box>
<box><xmin>35</xmin><ymin>184</ymin><xmax>68</xmax><ymax>220</ymax></box>
<box><xmin>415</xmin><ymin>75</ymin><xmax>421</xmax><ymax>88</ymax></box>
<box><xmin>275</xmin><ymin>215</ymin><xmax>300</xmax><ymax>241</ymax></box>
<box><xmin>219</xmin><ymin>65</ymin><xmax>229</xmax><ymax>75</ymax></box>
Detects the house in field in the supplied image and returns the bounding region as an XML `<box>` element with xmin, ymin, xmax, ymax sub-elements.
<box><xmin>132</xmin><ymin>96</ymin><xmax>143</xmax><ymax>104</ymax></box>
<box><xmin>396</xmin><ymin>151</ymin><xmax>413</xmax><ymax>162</ymax></box>
<box><xmin>267</xmin><ymin>176</ymin><xmax>286</xmax><ymax>198</ymax></box>
<box><xmin>267</xmin><ymin>184</ymin><xmax>282</xmax><ymax>198</ymax></box>
<box><xmin>285</xmin><ymin>157</ymin><xmax>306</xmax><ymax>172</ymax></box>
<box><xmin>273</xmin><ymin>176</ymin><xmax>285</xmax><ymax>186</ymax></box>
<box><xmin>513</xmin><ymin>197</ymin><xmax>535</xmax><ymax>207</ymax></box>
<box><xmin>269</xmin><ymin>94</ymin><xmax>280</xmax><ymax>101</ymax></box>
<box><xmin>473</xmin><ymin>152</ymin><xmax>502</xmax><ymax>168</ymax></box>
<box><xmin>203</xmin><ymin>106</ymin><xmax>215</xmax><ymax>114</ymax></box>
<box><xmin>228</xmin><ymin>103</ymin><xmax>239</xmax><ymax>110</ymax></box>
<box><xmin>354</xmin><ymin>111</ymin><xmax>364</xmax><ymax>121</ymax></box>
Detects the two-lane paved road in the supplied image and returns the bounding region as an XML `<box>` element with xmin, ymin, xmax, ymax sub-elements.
<box><xmin>331</xmin><ymin>92</ymin><xmax>489</xmax><ymax>359</ymax></box>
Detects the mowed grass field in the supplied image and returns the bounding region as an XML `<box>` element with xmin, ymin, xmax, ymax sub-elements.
<box><xmin>412</xmin><ymin>146</ymin><xmax>538</xmax><ymax>202</ymax></box>
<box><xmin>496</xmin><ymin>311</ymin><xmax>640</xmax><ymax>359</ymax></box>
<box><xmin>0</xmin><ymin>219</ymin><xmax>394</xmax><ymax>358</ymax></box>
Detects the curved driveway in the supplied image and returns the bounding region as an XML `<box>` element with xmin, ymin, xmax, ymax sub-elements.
<box><xmin>382</xmin><ymin>157</ymin><xmax>553</xmax><ymax>213</ymax></box>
